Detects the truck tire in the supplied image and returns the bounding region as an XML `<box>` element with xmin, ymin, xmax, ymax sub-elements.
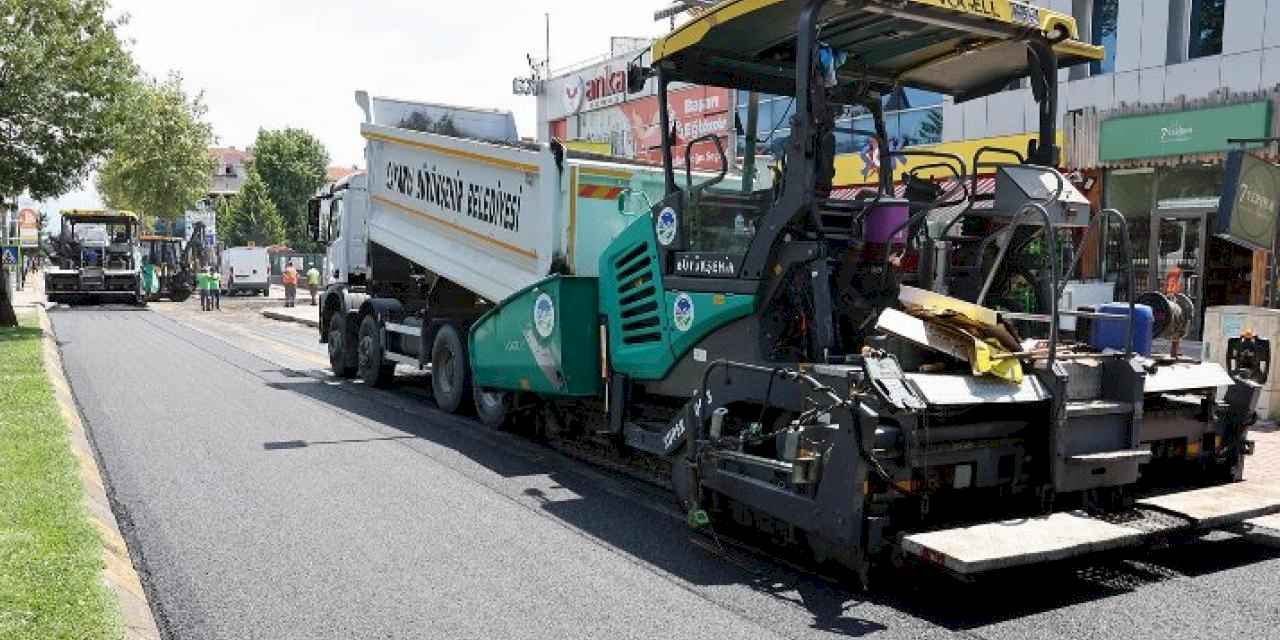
<box><xmin>328</xmin><ymin>311</ymin><xmax>357</xmax><ymax>378</ymax></box>
<box><xmin>430</xmin><ymin>323</ymin><xmax>473</xmax><ymax>414</ymax></box>
<box><xmin>357</xmin><ymin>315</ymin><xmax>395</xmax><ymax>387</ymax></box>
<box><xmin>473</xmin><ymin>386</ymin><xmax>511</xmax><ymax>430</ymax></box>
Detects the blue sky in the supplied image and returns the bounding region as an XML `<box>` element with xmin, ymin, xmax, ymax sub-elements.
<box><xmin>39</xmin><ymin>0</ymin><xmax>670</xmax><ymax>217</ymax></box>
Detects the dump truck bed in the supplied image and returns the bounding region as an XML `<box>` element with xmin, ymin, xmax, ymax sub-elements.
<box><xmin>360</xmin><ymin>120</ymin><xmax>741</xmax><ymax>303</ymax></box>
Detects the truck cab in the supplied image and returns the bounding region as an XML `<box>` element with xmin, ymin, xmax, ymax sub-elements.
<box><xmin>309</xmin><ymin>172</ymin><xmax>369</xmax><ymax>287</ymax></box>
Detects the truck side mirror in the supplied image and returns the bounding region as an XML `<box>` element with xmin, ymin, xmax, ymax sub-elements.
<box><xmin>307</xmin><ymin>199</ymin><xmax>321</xmax><ymax>242</ymax></box>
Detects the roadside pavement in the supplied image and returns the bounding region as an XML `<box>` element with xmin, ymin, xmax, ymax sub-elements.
<box><xmin>9</xmin><ymin>267</ymin><xmax>46</xmax><ymax>309</ymax></box>
<box><xmin>262</xmin><ymin>302</ymin><xmax>319</xmax><ymax>327</ymax></box>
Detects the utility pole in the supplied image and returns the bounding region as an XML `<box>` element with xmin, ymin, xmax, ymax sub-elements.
<box><xmin>545</xmin><ymin>13</ymin><xmax>550</xmax><ymax>77</ymax></box>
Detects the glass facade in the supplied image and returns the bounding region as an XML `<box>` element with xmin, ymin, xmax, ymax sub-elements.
<box><xmin>1103</xmin><ymin>169</ymin><xmax>1155</xmax><ymax>294</ymax></box>
<box><xmin>1090</xmin><ymin>0</ymin><xmax>1118</xmax><ymax>75</ymax></box>
<box><xmin>735</xmin><ymin>89</ymin><xmax>943</xmax><ymax>161</ymax></box>
<box><xmin>1188</xmin><ymin>0</ymin><xmax>1226</xmax><ymax>60</ymax></box>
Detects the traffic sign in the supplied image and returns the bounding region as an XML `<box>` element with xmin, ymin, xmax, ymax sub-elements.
<box><xmin>1</xmin><ymin>246</ymin><xmax>17</xmax><ymax>266</ymax></box>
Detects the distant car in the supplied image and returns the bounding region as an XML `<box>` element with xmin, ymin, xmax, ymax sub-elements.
<box><xmin>221</xmin><ymin>246</ymin><xmax>270</xmax><ymax>296</ymax></box>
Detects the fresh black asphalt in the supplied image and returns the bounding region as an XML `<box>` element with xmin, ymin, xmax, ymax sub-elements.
<box><xmin>48</xmin><ymin>305</ymin><xmax>1280</xmax><ymax>639</ymax></box>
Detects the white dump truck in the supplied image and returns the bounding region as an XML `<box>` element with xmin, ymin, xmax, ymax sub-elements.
<box><xmin>309</xmin><ymin>91</ymin><xmax>753</xmax><ymax>410</ymax></box>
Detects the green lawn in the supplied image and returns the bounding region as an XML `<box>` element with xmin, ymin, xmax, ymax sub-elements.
<box><xmin>0</xmin><ymin>314</ymin><xmax>120</xmax><ymax>640</ymax></box>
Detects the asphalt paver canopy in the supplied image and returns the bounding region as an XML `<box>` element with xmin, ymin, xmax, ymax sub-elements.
<box><xmin>651</xmin><ymin>0</ymin><xmax>1103</xmax><ymax>100</ymax></box>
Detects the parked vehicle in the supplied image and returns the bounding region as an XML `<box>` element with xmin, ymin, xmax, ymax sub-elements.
<box><xmin>221</xmin><ymin>246</ymin><xmax>270</xmax><ymax>296</ymax></box>
<box><xmin>310</xmin><ymin>0</ymin><xmax>1271</xmax><ymax>585</ymax></box>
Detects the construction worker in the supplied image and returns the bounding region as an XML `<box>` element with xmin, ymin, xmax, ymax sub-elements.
<box><xmin>197</xmin><ymin>268</ymin><xmax>211</xmax><ymax>311</ymax></box>
<box><xmin>210</xmin><ymin>267</ymin><xmax>222</xmax><ymax>311</ymax></box>
<box><xmin>282</xmin><ymin>261</ymin><xmax>298</xmax><ymax>308</ymax></box>
<box><xmin>306</xmin><ymin>264</ymin><xmax>321</xmax><ymax>306</ymax></box>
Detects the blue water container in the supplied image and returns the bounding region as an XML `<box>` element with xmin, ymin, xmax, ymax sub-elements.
<box><xmin>1089</xmin><ymin>303</ymin><xmax>1154</xmax><ymax>355</ymax></box>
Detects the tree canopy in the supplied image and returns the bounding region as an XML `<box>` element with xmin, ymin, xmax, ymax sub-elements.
<box><xmin>221</xmin><ymin>168</ymin><xmax>285</xmax><ymax>248</ymax></box>
<box><xmin>0</xmin><ymin>0</ymin><xmax>135</xmax><ymax>326</ymax></box>
<box><xmin>0</xmin><ymin>0</ymin><xmax>135</xmax><ymax>203</ymax></box>
<box><xmin>96</xmin><ymin>73</ymin><xmax>216</xmax><ymax>219</ymax></box>
<box><xmin>250</xmin><ymin>128</ymin><xmax>329</xmax><ymax>249</ymax></box>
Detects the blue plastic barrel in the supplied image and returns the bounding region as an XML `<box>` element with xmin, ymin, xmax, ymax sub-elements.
<box><xmin>1089</xmin><ymin>302</ymin><xmax>1154</xmax><ymax>356</ymax></box>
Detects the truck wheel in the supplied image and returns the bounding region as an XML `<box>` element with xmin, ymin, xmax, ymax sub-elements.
<box><xmin>357</xmin><ymin>315</ymin><xmax>395</xmax><ymax>387</ymax></box>
<box><xmin>328</xmin><ymin>311</ymin><xmax>357</xmax><ymax>378</ymax></box>
<box><xmin>430</xmin><ymin>323</ymin><xmax>473</xmax><ymax>414</ymax></box>
<box><xmin>473</xmin><ymin>387</ymin><xmax>511</xmax><ymax>429</ymax></box>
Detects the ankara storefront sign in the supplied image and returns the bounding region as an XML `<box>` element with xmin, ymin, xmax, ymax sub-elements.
<box><xmin>1099</xmin><ymin>101</ymin><xmax>1272</xmax><ymax>162</ymax></box>
<box><xmin>627</xmin><ymin>86</ymin><xmax>732</xmax><ymax>171</ymax></box>
<box><xmin>1217</xmin><ymin>150</ymin><xmax>1280</xmax><ymax>252</ymax></box>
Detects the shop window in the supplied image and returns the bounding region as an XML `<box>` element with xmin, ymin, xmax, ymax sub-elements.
<box><xmin>1187</xmin><ymin>0</ymin><xmax>1225</xmax><ymax>60</ymax></box>
<box><xmin>1089</xmin><ymin>0</ymin><xmax>1118</xmax><ymax>75</ymax></box>
<box><xmin>1155</xmin><ymin>163</ymin><xmax>1223</xmax><ymax>208</ymax></box>
<box><xmin>898</xmin><ymin>107</ymin><xmax>943</xmax><ymax>147</ymax></box>
<box><xmin>1102</xmin><ymin>169</ymin><xmax>1154</xmax><ymax>293</ymax></box>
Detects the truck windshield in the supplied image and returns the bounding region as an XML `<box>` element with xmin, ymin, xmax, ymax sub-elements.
<box><xmin>73</xmin><ymin>223</ymin><xmax>109</xmax><ymax>245</ymax></box>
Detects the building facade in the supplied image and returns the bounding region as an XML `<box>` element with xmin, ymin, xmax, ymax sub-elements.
<box><xmin>536</xmin><ymin>41</ymin><xmax>737</xmax><ymax>171</ymax></box>
<box><xmin>850</xmin><ymin>0</ymin><xmax>1279</xmax><ymax>334</ymax></box>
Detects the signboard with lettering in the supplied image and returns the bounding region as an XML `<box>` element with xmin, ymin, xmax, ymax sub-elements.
<box><xmin>543</xmin><ymin>49</ymin><xmax>657</xmax><ymax>121</ymax></box>
<box><xmin>627</xmin><ymin>85</ymin><xmax>733</xmax><ymax>171</ymax></box>
<box><xmin>1099</xmin><ymin>101</ymin><xmax>1272</xmax><ymax>162</ymax></box>
<box><xmin>1217</xmin><ymin>150</ymin><xmax>1280</xmax><ymax>252</ymax></box>
<box><xmin>908</xmin><ymin>0</ymin><xmax>1042</xmax><ymax>27</ymax></box>
<box><xmin>17</xmin><ymin>208</ymin><xmax>38</xmax><ymax>243</ymax></box>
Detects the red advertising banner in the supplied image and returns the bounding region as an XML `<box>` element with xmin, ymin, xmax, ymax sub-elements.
<box><xmin>623</xmin><ymin>85</ymin><xmax>732</xmax><ymax>171</ymax></box>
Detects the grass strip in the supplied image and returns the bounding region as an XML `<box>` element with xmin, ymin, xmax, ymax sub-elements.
<box><xmin>0</xmin><ymin>314</ymin><xmax>120</xmax><ymax>640</ymax></box>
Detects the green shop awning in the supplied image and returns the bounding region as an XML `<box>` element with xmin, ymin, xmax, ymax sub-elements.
<box><xmin>1099</xmin><ymin>101</ymin><xmax>1273</xmax><ymax>163</ymax></box>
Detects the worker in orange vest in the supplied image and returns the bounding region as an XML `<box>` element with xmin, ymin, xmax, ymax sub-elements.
<box><xmin>282</xmin><ymin>262</ymin><xmax>299</xmax><ymax>308</ymax></box>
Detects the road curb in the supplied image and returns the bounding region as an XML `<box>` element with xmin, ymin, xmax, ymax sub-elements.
<box><xmin>36</xmin><ymin>304</ymin><xmax>163</xmax><ymax>640</ymax></box>
<box><xmin>262</xmin><ymin>308</ymin><xmax>319</xmax><ymax>328</ymax></box>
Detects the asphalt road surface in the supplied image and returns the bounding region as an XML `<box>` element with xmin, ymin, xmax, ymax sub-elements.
<box><xmin>49</xmin><ymin>297</ymin><xmax>1280</xmax><ymax>640</ymax></box>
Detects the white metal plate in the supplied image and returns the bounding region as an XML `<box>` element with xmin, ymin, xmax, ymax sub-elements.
<box><xmin>1136</xmin><ymin>482</ymin><xmax>1280</xmax><ymax>529</ymax></box>
<box><xmin>901</xmin><ymin>511</ymin><xmax>1146</xmax><ymax>574</ymax></box>
<box><xmin>905</xmin><ymin>372</ymin><xmax>1051</xmax><ymax>405</ymax></box>
<box><xmin>1143</xmin><ymin>362</ymin><xmax>1234</xmax><ymax>394</ymax></box>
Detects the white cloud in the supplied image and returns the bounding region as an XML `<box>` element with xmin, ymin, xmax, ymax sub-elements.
<box><xmin>44</xmin><ymin>0</ymin><xmax>668</xmax><ymax>212</ymax></box>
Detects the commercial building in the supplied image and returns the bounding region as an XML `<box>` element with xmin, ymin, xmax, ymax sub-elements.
<box><xmin>901</xmin><ymin>0</ymin><xmax>1280</xmax><ymax>337</ymax></box>
<box><xmin>535</xmin><ymin>39</ymin><xmax>736</xmax><ymax>171</ymax></box>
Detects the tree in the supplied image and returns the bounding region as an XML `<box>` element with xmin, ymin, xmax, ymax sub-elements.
<box><xmin>399</xmin><ymin>112</ymin><xmax>461</xmax><ymax>137</ymax></box>
<box><xmin>96</xmin><ymin>73</ymin><xmax>216</xmax><ymax>219</ymax></box>
<box><xmin>222</xmin><ymin>168</ymin><xmax>285</xmax><ymax>248</ymax></box>
<box><xmin>250</xmin><ymin>128</ymin><xmax>329</xmax><ymax>250</ymax></box>
<box><xmin>0</xmin><ymin>0</ymin><xmax>134</xmax><ymax>204</ymax></box>
<box><xmin>0</xmin><ymin>0</ymin><xmax>135</xmax><ymax>326</ymax></box>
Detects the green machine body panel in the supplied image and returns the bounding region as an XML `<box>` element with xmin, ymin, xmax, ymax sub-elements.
<box><xmin>599</xmin><ymin>217</ymin><xmax>758</xmax><ymax>381</ymax></box>
<box><xmin>599</xmin><ymin>217</ymin><xmax>672</xmax><ymax>380</ymax></box>
<box><xmin>469</xmin><ymin>275</ymin><xmax>601</xmax><ymax>397</ymax></box>
<box><xmin>664</xmin><ymin>290</ymin><xmax>755</xmax><ymax>361</ymax></box>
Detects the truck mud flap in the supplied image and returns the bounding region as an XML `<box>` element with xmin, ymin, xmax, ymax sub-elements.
<box><xmin>901</xmin><ymin>481</ymin><xmax>1280</xmax><ymax>575</ymax></box>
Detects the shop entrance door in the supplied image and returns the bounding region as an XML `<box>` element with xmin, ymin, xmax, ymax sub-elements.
<box><xmin>1152</xmin><ymin>211</ymin><xmax>1206</xmax><ymax>337</ymax></box>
